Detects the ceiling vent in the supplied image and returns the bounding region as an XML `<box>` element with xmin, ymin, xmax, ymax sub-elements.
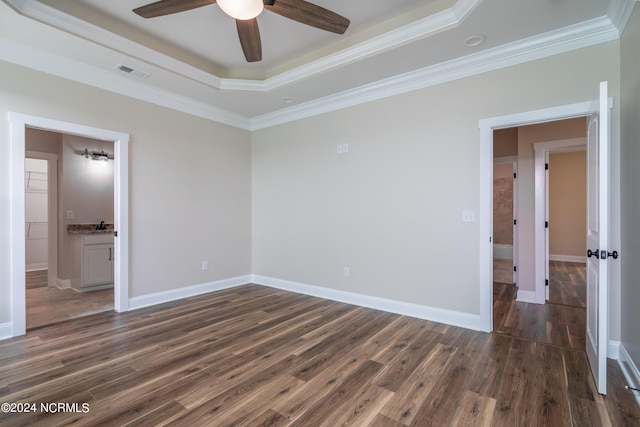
<box><xmin>115</xmin><ymin>64</ymin><xmax>150</xmax><ymax>79</ymax></box>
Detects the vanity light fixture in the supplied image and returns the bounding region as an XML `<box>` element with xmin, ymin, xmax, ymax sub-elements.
<box><xmin>82</xmin><ymin>148</ymin><xmax>111</xmax><ymax>163</ymax></box>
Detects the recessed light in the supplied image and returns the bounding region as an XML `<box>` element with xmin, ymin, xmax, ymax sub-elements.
<box><xmin>464</xmin><ymin>35</ymin><xmax>486</xmax><ymax>48</ymax></box>
<box><xmin>282</xmin><ymin>97</ymin><xmax>295</xmax><ymax>104</ymax></box>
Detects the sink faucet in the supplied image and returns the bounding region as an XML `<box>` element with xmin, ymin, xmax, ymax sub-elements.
<box><xmin>96</xmin><ymin>220</ymin><xmax>106</xmax><ymax>230</ymax></box>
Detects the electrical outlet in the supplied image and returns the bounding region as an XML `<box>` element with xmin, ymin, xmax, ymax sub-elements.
<box><xmin>202</xmin><ymin>261</ymin><xmax>208</xmax><ymax>271</ymax></box>
<box><xmin>343</xmin><ymin>266</ymin><xmax>350</xmax><ymax>277</ymax></box>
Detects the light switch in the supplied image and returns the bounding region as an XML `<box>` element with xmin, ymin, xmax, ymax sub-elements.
<box><xmin>66</xmin><ymin>210</ymin><xmax>74</xmax><ymax>220</ymax></box>
<box><xmin>337</xmin><ymin>143</ymin><xmax>349</xmax><ymax>154</ymax></box>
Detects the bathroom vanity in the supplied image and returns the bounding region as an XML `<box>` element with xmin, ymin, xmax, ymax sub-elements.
<box><xmin>68</xmin><ymin>225</ymin><xmax>114</xmax><ymax>291</ymax></box>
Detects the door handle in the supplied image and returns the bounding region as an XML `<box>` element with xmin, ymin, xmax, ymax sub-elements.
<box><xmin>601</xmin><ymin>250</ymin><xmax>619</xmax><ymax>260</ymax></box>
<box><xmin>108</xmin><ymin>248</ymin><xmax>112</xmax><ymax>261</ymax></box>
<box><xmin>587</xmin><ymin>249</ymin><xmax>599</xmax><ymax>259</ymax></box>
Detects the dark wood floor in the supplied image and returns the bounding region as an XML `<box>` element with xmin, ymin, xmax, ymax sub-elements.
<box><xmin>548</xmin><ymin>261</ymin><xmax>587</xmax><ymax>308</ymax></box>
<box><xmin>494</xmin><ymin>261</ymin><xmax>586</xmax><ymax>350</ymax></box>
<box><xmin>1</xmin><ymin>284</ymin><xmax>639</xmax><ymax>426</ymax></box>
<box><xmin>25</xmin><ymin>270</ymin><xmax>113</xmax><ymax>330</ymax></box>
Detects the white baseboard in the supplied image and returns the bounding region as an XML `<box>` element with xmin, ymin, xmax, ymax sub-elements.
<box><xmin>128</xmin><ymin>275</ymin><xmax>251</xmax><ymax>311</ymax></box>
<box><xmin>515</xmin><ymin>289</ymin><xmax>538</xmax><ymax>303</ymax></box>
<box><xmin>618</xmin><ymin>343</ymin><xmax>640</xmax><ymax>407</ymax></box>
<box><xmin>251</xmin><ymin>275</ymin><xmax>482</xmax><ymax>331</ymax></box>
<box><xmin>57</xmin><ymin>278</ymin><xmax>71</xmax><ymax>289</ymax></box>
<box><xmin>549</xmin><ymin>254</ymin><xmax>586</xmax><ymax>263</ymax></box>
<box><xmin>0</xmin><ymin>322</ymin><xmax>12</xmax><ymax>340</ymax></box>
<box><xmin>26</xmin><ymin>264</ymin><xmax>47</xmax><ymax>272</ymax></box>
<box><xmin>493</xmin><ymin>244</ymin><xmax>513</xmax><ymax>260</ymax></box>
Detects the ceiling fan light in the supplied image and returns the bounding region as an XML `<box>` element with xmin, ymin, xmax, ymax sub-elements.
<box><xmin>217</xmin><ymin>0</ymin><xmax>264</xmax><ymax>20</ymax></box>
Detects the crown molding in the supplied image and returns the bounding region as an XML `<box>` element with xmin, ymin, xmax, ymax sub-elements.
<box><xmin>224</xmin><ymin>0</ymin><xmax>481</xmax><ymax>91</ymax></box>
<box><xmin>607</xmin><ymin>0</ymin><xmax>637</xmax><ymax>35</ymax></box>
<box><xmin>4</xmin><ymin>0</ymin><xmax>225</xmax><ymax>88</ymax></box>
<box><xmin>1</xmin><ymin>0</ymin><xmax>629</xmax><ymax>131</ymax></box>
<box><xmin>5</xmin><ymin>0</ymin><xmax>481</xmax><ymax>92</ymax></box>
<box><xmin>0</xmin><ymin>36</ymin><xmax>251</xmax><ymax>130</ymax></box>
<box><xmin>250</xmin><ymin>15</ymin><xmax>620</xmax><ymax>130</ymax></box>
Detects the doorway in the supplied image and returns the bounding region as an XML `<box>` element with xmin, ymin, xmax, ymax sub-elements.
<box><xmin>25</xmin><ymin>131</ymin><xmax>117</xmax><ymax>329</ymax></box>
<box><xmin>492</xmin><ymin>130</ymin><xmax>587</xmax><ymax>350</ymax></box>
<box><xmin>542</xmin><ymin>146</ymin><xmax>587</xmax><ymax>307</ymax></box>
<box><xmin>480</xmin><ymin>84</ymin><xmax>613</xmax><ymax>395</ymax></box>
<box><xmin>478</xmin><ymin>100</ymin><xmax>598</xmax><ymax>332</ymax></box>
<box><xmin>9</xmin><ymin>113</ymin><xmax>129</xmax><ymax>337</ymax></box>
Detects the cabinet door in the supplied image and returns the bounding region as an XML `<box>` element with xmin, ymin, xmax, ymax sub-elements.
<box><xmin>83</xmin><ymin>244</ymin><xmax>113</xmax><ymax>286</ymax></box>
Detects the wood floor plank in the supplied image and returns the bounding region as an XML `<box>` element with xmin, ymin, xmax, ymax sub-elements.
<box><xmin>287</xmin><ymin>359</ymin><xmax>383</xmax><ymax>427</ymax></box>
<box><xmin>170</xmin><ymin>355</ymin><xmax>307</xmax><ymax>426</ymax></box>
<box><xmin>321</xmin><ymin>383</ymin><xmax>393</xmax><ymax>427</ymax></box>
<box><xmin>448</xmin><ymin>390</ymin><xmax>496</xmax><ymax>427</ymax></box>
<box><xmin>1</xmin><ymin>283</ymin><xmax>638</xmax><ymax>426</ymax></box>
<box><xmin>271</xmin><ymin>328</ymin><xmax>393</xmax><ymax>422</ymax></box>
<box><xmin>379</xmin><ymin>343</ymin><xmax>456</xmax><ymax>425</ymax></box>
<box><xmin>369</xmin><ymin>414</ymin><xmax>407</xmax><ymax>427</ymax></box>
<box><xmin>372</xmin><ymin>327</ymin><xmax>441</xmax><ymax>393</ymax></box>
<box><xmin>245</xmin><ymin>409</ymin><xmax>291</xmax><ymax>427</ymax></box>
<box><xmin>532</xmin><ymin>343</ymin><xmax>572</xmax><ymax>426</ymax></box>
<box><xmin>604</xmin><ymin>359</ymin><xmax>640</xmax><ymax>426</ymax></box>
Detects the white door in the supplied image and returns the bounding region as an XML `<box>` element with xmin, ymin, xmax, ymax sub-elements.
<box><xmin>585</xmin><ymin>81</ymin><xmax>610</xmax><ymax>395</ymax></box>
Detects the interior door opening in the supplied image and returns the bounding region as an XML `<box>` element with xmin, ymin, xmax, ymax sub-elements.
<box><xmin>9</xmin><ymin>113</ymin><xmax>129</xmax><ymax>337</ymax></box>
<box><xmin>24</xmin><ymin>129</ymin><xmax>116</xmax><ymax>330</ymax></box>
<box><xmin>545</xmin><ymin>147</ymin><xmax>587</xmax><ymax>308</ymax></box>
<box><xmin>481</xmin><ymin>82</ymin><xmax>611</xmax><ymax>395</ymax></box>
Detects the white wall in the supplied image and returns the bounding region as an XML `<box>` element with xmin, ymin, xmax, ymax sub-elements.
<box><xmin>0</xmin><ymin>60</ymin><xmax>253</xmax><ymax>325</ymax></box>
<box><xmin>620</xmin><ymin>4</ymin><xmax>640</xmax><ymax>380</ymax></box>
<box><xmin>252</xmin><ymin>41</ymin><xmax>621</xmax><ymax>321</ymax></box>
<box><xmin>57</xmin><ymin>135</ymin><xmax>114</xmax><ymax>280</ymax></box>
<box><xmin>62</xmin><ymin>135</ymin><xmax>114</xmax><ymax>225</ymax></box>
<box><xmin>24</xmin><ymin>158</ymin><xmax>48</xmax><ymax>271</ymax></box>
<box><xmin>516</xmin><ymin>118</ymin><xmax>588</xmax><ymax>293</ymax></box>
<box><xmin>549</xmin><ymin>150</ymin><xmax>587</xmax><ymax>259</ymax></box>
<box><xmin>0</xmin><ymin>32</ymin><xmax>624</xmax><ymax>339</ymax></box>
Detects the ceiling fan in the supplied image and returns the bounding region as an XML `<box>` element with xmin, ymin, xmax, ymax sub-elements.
<box><xmin>133</xmin><ymin>0</ymin><xmax>350</xmax><ymax>62</ymax></box>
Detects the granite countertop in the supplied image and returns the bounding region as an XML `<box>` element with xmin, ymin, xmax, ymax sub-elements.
<box><xmin>67</xmin><ymin>224</ymin><xmax>114</xmax><ymax>235</ymax></box>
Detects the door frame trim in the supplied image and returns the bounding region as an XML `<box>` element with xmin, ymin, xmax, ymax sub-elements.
<box><xmin>533</xmin><ymin>138</ymin><xmax>587</xmax><ymax>304</ymax></box>
<box><xmin>9</xmin><ymin>113</ymin><xmax>129</xmax><ymax>336</ymax></box>
<box><xmin>493</xmin><ymin>156</ymin><xmax>518</xmax><ymax>284</ymax></box>
<box><xmin>478</xmin><ymin>100</ymin><xmax>594</xmax><ymax>332</ymax></box>
<box><xmin>25</xmin><ymin>150</ymin><xmax>58</xmax><ymax>287</ymax></box>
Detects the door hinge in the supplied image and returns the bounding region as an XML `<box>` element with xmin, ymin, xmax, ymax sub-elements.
<box><xmin>545</xmin><ymin>221</ymin><xmax>549</xmax><ymax>228</ymax></box>
<box><xmin>114</xmin><ymin>231</ymin><xmax>118</xmax><ymax>237</ymax></box>
<box><xmin>545</xmin><ymin>163</ymin><xmax>549</xmax><ymax>170</ymax></box>
<box><xmin>513</xmin><ymin>266</ymin><xmax>517</xmax><ymax>272</ymax></box>
<box><xmin>545</xmin><ymin>279</ymin><xmax>549</xmax><ymax>286</ymax></box>
<box><xmin>513</xmin><ymin>219</ymin><xmax>517</xmax><ymax>225</ymax></box>
<box><xmin>513</xmin><ymin>172</ymin><xmax>517</xmax><ymax>179</ymax></box>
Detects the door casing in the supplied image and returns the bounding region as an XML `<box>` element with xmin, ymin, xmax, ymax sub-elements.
<box><xmin>478</xmin><ymin>99</ymin><xmax>602</xmax><ymax>332</ymax></box>
<box><xmin>9</xmin><ymin>113</ymin><xmax>130</xmax><ymax>337</ymax></box>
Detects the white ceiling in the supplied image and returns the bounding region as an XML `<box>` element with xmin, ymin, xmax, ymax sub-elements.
<box><xmin>0</xmin><ymin>0</ymin><xmax>633</xmax><ymax>130</ymax></box>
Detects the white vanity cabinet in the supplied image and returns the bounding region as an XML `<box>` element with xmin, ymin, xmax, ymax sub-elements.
<box><xmin>70</xmin><ymin>233</ymin><xmax>114</xmax><ymax>291</ymax></box>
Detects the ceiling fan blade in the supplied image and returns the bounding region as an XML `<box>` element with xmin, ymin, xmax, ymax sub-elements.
<box><xmin>133</xmin><ymin>0</ymin><xmax>216</xmax><ymax>18</ymax></box>
<box><xmin>236</xmin><ymin>18</ymin><xmax>262</xmax><ymax>62</ymax></box>
<box><xmin>265</xmin><ymin>0</ymin><xmax>349</xmax><ymax>34</ymax></box>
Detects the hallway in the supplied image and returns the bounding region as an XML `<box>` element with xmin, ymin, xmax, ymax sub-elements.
<box><xmin>493</xmin><ymin>261</ymin><xmax>586</xmax><ymax>350</ymax></box>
